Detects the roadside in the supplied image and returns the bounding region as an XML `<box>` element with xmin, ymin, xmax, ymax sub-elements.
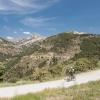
<box><xmin>0</xmin><ymin>69</ymin><xmax>100</xmax><ymax>98</ymax></box>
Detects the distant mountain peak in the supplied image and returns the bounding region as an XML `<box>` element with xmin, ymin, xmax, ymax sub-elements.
<box><xmin>73</xmin><ymin>31</ymin><xmax>87</xmax><ymax>34</ymax></box>
<box><xmin>16</xmin><ymin>33</ymin><xmax>46</xmax><ymax>47</ymax></box>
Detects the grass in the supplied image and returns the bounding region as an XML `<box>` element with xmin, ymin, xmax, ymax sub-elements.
<box><xmin>0</xmin><ymin>75</ymin><xmax>64</xmax><ymax>88</ymax></box>
<box><xmin>1</xmin><ymin>80</ymin><xmax>100</xmax><ymax>100</ymax></box>
<box><xmin>0</xmin><ymin>80</ymin><xmax>39</xmax><ymax>88</ymax></box>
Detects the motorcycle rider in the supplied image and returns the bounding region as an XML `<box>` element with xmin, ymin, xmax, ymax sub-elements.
<box><xmin>66</xmin><ymin>67</ymin><xmax>75</xmax><ymax>81</ymax></box>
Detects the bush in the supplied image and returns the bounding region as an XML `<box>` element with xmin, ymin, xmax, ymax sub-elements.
<box><xmin>8</xmin><ymin>77</ymin><xmax>18</xmax><ymax>83</ymax></box>
<box><xmin>97</xmin><ymin>61</ymin><xmax>100</xmax><ymax>68</ymax></box>
<box><xmin>74</xmin><ymin>58</ymin><xmax>97</xmax><ymax>73</ymax></box>
<box><xmin>0</xmin><ymin>63</ymin><xmax>5</xmax><ymax>77</ymax></box>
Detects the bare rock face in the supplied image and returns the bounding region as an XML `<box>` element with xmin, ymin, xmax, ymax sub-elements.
<box><xmin>15</xmin><ymin>34</ymin><xmax>46</xmax><ymax>47</ymax></box>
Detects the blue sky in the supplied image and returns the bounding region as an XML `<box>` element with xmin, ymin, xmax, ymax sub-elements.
<box><xmin>0</xmin><ymin>0</ymin><xmax>100</xmax><ymax>40</ymax></box>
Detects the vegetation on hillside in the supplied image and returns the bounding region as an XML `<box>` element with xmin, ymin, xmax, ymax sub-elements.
<box><xmin>75</xmin><ymin>35</ymin><xmax>100</xmax><ymax>59</ymax></box>
<box><xmin>42</xmin><ymin>32</ymin><xmax>79</xmax><ymax>53</ymax></box>
<box><xmin>0</xmin><ymin>32</ymin><xmax>100</xmax><ymax>83</ymax></box>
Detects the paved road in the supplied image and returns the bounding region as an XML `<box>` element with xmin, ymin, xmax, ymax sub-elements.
<box><xmin>0</xmin><ymin>69</ymin><xmax>100</xmax><ymax>98</ymax></box>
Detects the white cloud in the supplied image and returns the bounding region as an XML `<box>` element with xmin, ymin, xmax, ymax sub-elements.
<box><xmin>0</xmin><ymin>0</ymin><xmax>60</xmax><ymax>14</ymax></box>
<box><xmin>21</xmin><ymin>17</ymin><xmax>56</xmax><ymax>28</ymax></box>
<box><xmin>23</xmin><ymin>32</ymin><xmax>31</xmax><ymax>35</ymax></box>
<box><xmin>6</xmin><ymin>36</ymin><xmax>14</xmax><ymax>40</ymax></box>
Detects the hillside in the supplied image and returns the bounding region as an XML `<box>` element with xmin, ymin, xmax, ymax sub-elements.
<box><xmin>0</xmin><ymin>37</ymin><xmax>21</xmax><ymax>61</ymax></box>
<box><xmin>0</xmin><ymin>32</ymin><xmax>100</xmax><ymax>82</ymax></box>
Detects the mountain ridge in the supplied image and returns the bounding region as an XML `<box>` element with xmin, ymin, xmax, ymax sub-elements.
<box><xmin>0</xmin><ymin>31</ymin><xmax>100</xmax><ymax>82</ymax></box>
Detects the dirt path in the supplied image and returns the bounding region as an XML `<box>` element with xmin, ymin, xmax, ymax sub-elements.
<box><xmin>0</xmin><ymin>69</ymin><xmax>100</xmax><ymax>98</ymax></box>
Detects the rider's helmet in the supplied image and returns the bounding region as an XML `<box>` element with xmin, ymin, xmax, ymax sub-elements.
<box><xmin>70</xmin><ymin>67</ymin><xmax>75</xmax><ymax>73</ymax></box>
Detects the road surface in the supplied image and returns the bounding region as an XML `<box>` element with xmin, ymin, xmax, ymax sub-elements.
<box><xmin>0</xmin><ymin>69</ymin><xmax>100</xmax><ymax>98</ymax></box>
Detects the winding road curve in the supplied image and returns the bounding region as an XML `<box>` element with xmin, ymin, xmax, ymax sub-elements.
<box><xmin>0</xmin><ymin>69</ymin><xmax>100</xmax><ymax>98</ymax></box>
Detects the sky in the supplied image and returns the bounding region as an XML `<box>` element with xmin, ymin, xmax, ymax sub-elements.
<box><xmin>0</xmin><ymin>0</ymin><xmax>100</xmax><ymax>40</ymax></box>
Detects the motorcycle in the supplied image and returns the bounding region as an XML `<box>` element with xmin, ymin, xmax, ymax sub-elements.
<box><xmin>66</xmin><ymin>74</ymin><xmax>76</xmax><ymax>82</ymax></box>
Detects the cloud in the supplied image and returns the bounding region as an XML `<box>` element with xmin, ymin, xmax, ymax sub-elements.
<box><xmin>6</xmin><ymin>36</ymin><xmax>14</xmax><ymax>40</ymax></box>
<box><xmin>0</xmin><ymin>0</ymin><xmax>60</xmax><ymax>14</ymax></box>
<box><xmin>23</xmin><ymin>31</ymin><xmax>31</xmax><ymax>35</ymax></box>
<box><xmin>21</xmin><ymin>17</ymin><xmax>56</xmax><ymax>28</ymax></box>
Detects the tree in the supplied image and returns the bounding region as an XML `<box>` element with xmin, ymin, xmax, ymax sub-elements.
<box><xmin>0</xmin><ymin>63</ymin><xmax>5</xmax><ymax>81</ymax></box>
<box><xmin>0</xmin><ymin>63</ymin><xmax>5</xmax><ymax>76</ymax></box>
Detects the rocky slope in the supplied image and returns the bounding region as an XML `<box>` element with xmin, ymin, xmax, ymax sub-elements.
<box><xmin>0</xmin><ymin>32</ymin><xmax>100</xmax><ymax>82</ymax></box>
<box><xmin>0</xmin><ymin>37</ymin><xmax>20</xmax><ymax>62</ymax></box>
<box><xmin>15</xmin><ymin>34</ymin><xmax>45</xmax><ymax>47</ymax></box>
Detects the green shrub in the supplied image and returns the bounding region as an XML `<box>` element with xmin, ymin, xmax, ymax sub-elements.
<box><xmin>74</xmin><ymin>58</ymin><xmax>97</xmax><ymax>73</ymax></box>
<box><xmin>0</xmin><ymin>63</ymin><xmax>5</xmax><ymax>77</ymax></box>
<box><xmin>8</xmin><ymin>77</ymin><xmax>18</xmax><ymax>83</ymax></box>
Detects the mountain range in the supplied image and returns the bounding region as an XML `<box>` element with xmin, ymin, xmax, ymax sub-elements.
<box><xmin>0</xmin><ymin>31</ymin><xmax>100</xmax><ymax>82</ymax></box>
